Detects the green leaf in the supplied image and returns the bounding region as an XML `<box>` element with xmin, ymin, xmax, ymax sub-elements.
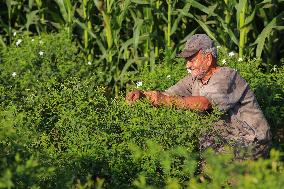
<box><xmin>25</xmin><ymin>9</ymin><xmax>41</xmax><ymax>31</ymax></box>
<box><xmin>133</xmin><ymin>19</ymin><xmax>143</xmax><ymax>54</ymax></box>
<box><xmin>186</xmin><ymin>0</ymin><xmax>217</xmax><ymax>16</ymax></box>
<box><xmin>131</xmin><ymin>0</ymin><xmax>150</xmax><ymax>5</ymax></box>
<box><xmin>252</xmin><ymin>12</ymin><xmax>284</xmax><ymax>58</ymax></box>
<box><xmin>217</xmin><ymin>16</ymin><xmax>239</xmax><ymax>46</ymax></box>
<box><xmin>194</xmin><ymin>17</ymin><xmax>217</xmax><ymax>41</ymax></box>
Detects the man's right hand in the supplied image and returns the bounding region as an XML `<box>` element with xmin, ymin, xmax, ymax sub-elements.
<box><xmin>125</xmin><ymin>90</ymin><xmax>146</xmax><ymax>104</ymax></box>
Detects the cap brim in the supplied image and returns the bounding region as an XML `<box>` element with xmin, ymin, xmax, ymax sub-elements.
<box><xmin>177</xmin><ymin>49</ymin><xmax>198</xmax><ymax>58</ymax></box>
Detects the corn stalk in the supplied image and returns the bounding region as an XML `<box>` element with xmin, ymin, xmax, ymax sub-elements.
<box><xmin>83</xmin><ymin>0</ymin><xmax>92</xmax><ymax>60</ymax></box>
<box><xmin>237</xmin><ymin>0</ymin><xmax>248</xmax><ymax>58</ymax></box>
<box><xmin>166</xmin><ymin>0</ymin><xmax>172</xmax><ymax>48</ymax></box>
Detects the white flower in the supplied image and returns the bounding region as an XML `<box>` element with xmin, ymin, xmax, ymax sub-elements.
<box><xmin>222</xmin><ymin>59</ymin><xmax>227</xmax><ymax>64</ymax></box>
<box><xmin>31</xmin><ymin>38</ymin><xmax>34</xmax><ymax>42</ymax></box>
<box><xmin>166</xmin><ymin>75</ymin><xmax>171</xmax><ymax>79</ymax></box>
<box><xmin>238</xmin><ymin>57</ymin><xmax>243</xmax><ymax>62</ymax></box>
<box><xmin>13</xmin><ymin>32</ymin><xmax>17</xmax><ymax>36</ymax></box>
<box><xmin>187</xmin><ymin>69</ymin><xmax>192</xmax><ymax>74</ymax></box>
<box><xmin>272</xmin><ymin>65</ymin><xmax>277</xmax><ymax>72</ymax></box>
<box><xmin>136</xmin><ymin>81</ymin><xmax>143</xmax><ymax>87</ymax></box>
<box><xmin>216</xmin><ymin>45</ymin><xmax>221</xmax><ymax>49</ymax></box>
<box><xmin>16</xmin><ymin>39</ymin><xmax>22</xmax><ymax>46</ymax></box>
<box><xmin>39</xmin><ymin>40</ymin><xmax>43</xmax><ymax>44</ymax></box>
<box><xmin>12</xmin><ymin>72</ymin><xmax>17</xmax><ymax>77</ymax></box>
<box><xmin>39</xmin><ymin>51</ymin><xmax>44</xmax><ymax>56</ymax></box>
<box><xmin>228</xmin><ymin>51</ymin><xmax>235</xmax><ymax>57</ymax></box>
<box><xmin>87</xmin><ymin>61</ymin><xmax>92</xmax><ymax>65</ymax></box>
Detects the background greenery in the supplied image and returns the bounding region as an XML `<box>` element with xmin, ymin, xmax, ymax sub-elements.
<box><xmin>0</xmin><ymin>31</ymin><xmax>283</xmax><ymax>188</ymax></box>
<box><xmin>0</xmin><ymin>0</ymin><xmax>283</xmax><ymax>94</ymax></box>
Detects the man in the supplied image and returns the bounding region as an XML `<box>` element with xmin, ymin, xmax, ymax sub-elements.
<box><xmin>126</xmin><ymin>34</ymin><xmax>271</xmax><ymax>159</ymax></box>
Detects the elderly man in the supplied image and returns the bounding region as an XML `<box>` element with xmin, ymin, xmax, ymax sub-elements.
<box><xmin>126</xmin><ymin>34</ymin><xmax>271</xmax><ymax>159</ymax></box>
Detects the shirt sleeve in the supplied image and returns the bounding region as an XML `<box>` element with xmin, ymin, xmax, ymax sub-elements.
<box><xmin>202</xmin><ymin>69</ymin><xmax>249</xmax><ymax>112</ymax></box>
<box><xmin>164</xmin><ymin>75</ymin><xmax>193</xmax><ymax>96</ymax></box>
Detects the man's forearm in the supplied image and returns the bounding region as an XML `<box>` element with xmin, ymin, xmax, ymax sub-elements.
<box><xmin>143</xmin><ymin>91</ymin><xmax>211</xmax><ymax>110</ymax></box>
<box><xmin>161</xmin><ymin>94</ymin><xmax>211</xmax><ymax>110</ymax></box>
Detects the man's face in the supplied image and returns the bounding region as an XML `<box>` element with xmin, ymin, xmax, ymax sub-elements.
<box><xmin>185</xmin><ymin>50</ymin><xmax>210</xmax><ymax>80</ymax></box>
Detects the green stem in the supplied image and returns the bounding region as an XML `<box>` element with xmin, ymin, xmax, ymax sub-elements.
<box><xmin>167</xmin><ymin>0</ymin><xmax>171</xmax><ymax>47</ymax></box>
<box><xmin>224</xmin><ymin>0</ymin><xmax>231</xmax><ymax>24</ymax></box>
<box><xmin>83</xmin><ymin>0</ymin><xmax>88</xmax><ymax>49</ymax></box>
<box><xmin>239</xmin><ymin>0</ymin><xmax>247</xmax><ymax>58</ymax></box>
<box><xmin>83</xmin><ymin>0</ymin><xmax>92</xmax><ymax>60</ymax></box>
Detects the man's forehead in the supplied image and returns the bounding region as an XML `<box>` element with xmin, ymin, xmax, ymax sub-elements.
<box><xmin>186</xmin><ymin>51</ymin><xmax>201</xmax><ymax>60</ymax></box>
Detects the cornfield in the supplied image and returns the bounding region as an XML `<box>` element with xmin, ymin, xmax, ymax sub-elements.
<box><xmin>0</xmin><ymin>0</ymin><xmax>283</xmax><ymax>93</ymax></box>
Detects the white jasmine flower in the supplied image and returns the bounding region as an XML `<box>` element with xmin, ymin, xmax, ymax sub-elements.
<box><xmin>216</xmin><ymin>45</ymin><xmax>221</xmax><ymax>49</ymax></box>
<box><xmin>87</xmin><ymin>61</ymin><xmax>92</xmax><ymax>65</ymax></box>
<box><xmin>12</xmin><ymin>72</ymin><xmax>17</xmax><ymax>77</ymax></box>
<box><xmin>222</xmin><ymin>59</ymin><xmax>227</xmax><ymax>64</ymax></box>
<box><xmin>228</xmin><ymin>51</ymin><xmax>235</xmax><ymax>57</ymax></box>
<box><xmin>16</xmin><ymin>39</ymin><xmax>22</xmax><ymax>46</ymax></box>
<box><xmin>13</xmin><ymin>32</ymin><xmax>17</xmax><ymax>36</ymax></box>
<box><xmin>238</xmin><ymin>57</ymin><xmax>243</xmax><ymax>62</ymax></box>
<box><xmin>136</xmin><ymin>81</ymin><xmax>143</xmax><ymax>87</ymax></box>
<box><xmin>31</xmin><ymin>38</ymin><xmax>34</xmax><ymax>42</ymax></box>
<box><xmin>272</xmin><ymin>65</ymin><xmax>277</xmax><ymax>72</ymax></box>
<box><xmin>39</xmin><ymin>51</ymin><xmax>44</xmax><ymax>56</ymax></box>
<box><xmin>166</xmin><ymin>75</ymin><xmax>171</xmax><ymax>79</ymax></box>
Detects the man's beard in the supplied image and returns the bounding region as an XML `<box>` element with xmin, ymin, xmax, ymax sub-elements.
<box><xmin>192</xmin><ymin>69</ymin><xmax>207</xmax><ymax>80</ymax></box>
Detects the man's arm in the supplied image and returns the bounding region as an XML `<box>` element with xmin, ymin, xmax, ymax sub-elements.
<box><xmin>144</xmin><ymin>91</ymin><xmax>211</xmax><ymax>110</ymax></box>
<box><xmin>126</xmin><ymin>90</ymin><xmax>211</xmax><ymax>110</ymax></box>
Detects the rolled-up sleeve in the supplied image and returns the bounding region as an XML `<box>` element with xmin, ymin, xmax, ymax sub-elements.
<box><xmin>164</xmin><ymin>76</ymin><xmax>193</xmax><ymax>96</ymax></box>
<box><xmin>201</xmin><ymin>69</ymin><xmax>249</xmax><ymax>112</ymax></box>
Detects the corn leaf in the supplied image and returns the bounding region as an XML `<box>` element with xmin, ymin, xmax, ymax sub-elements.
<box><xmin>185</xmin><ymin>0</ymin><xmax>217</xmax><ymax>16</ymax></box>
<box><xmin>252</xmin><ymin>12</ymin><xmax>284</xmax><ymax>58</ymax></box>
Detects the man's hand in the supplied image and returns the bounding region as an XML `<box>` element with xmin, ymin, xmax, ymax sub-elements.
<box><xmin>126</xmin><ymin>90</ymin><xmax>146</xmax><ymax>104</ymax></box>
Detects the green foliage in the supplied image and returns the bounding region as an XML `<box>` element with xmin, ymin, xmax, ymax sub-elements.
<box><xmin>0</xmin><ymin>0</ymin><xmax>283</xmax><ymax>94</ymax></box>
<box><xmin>128</xmin><ymin>57</ymin><xmax>187</xmax><ymax>91</ymax></box>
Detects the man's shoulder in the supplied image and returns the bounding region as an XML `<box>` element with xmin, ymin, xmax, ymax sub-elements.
<box><xmin>219</xmin><ymin>67</ymin><xmax>247</xmax><ymax>83</ymax></box>
<box><xmin>218</xmin><ymin>67</ymin><xmax>238</xmax><ymax>75</ymax></box>
<box><xmin>210</xmin><ymin>67</ymin><xmax>240</xmax><ymax>82</ymax></box>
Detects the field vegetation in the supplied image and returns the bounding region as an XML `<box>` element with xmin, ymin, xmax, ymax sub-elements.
<box><xmin>0</xmin><ymin>0</ymin><xmax>283</xmax><ymax>93</ymax></box>
<box><xmin>0</xmin><ymin>0</ymin><xmax>284</xmax><ymax>188</ymax></box>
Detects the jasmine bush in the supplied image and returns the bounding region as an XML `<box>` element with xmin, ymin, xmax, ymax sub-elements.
<box><xmin>0</xmin><ymin>31</ymin><xmax>283</xmax><ymax>188</ymax></box>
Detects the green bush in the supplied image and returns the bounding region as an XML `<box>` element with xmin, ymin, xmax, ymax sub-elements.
<box><xmin>0</xmin><ymin>76</ymin><xmax>220</xmax><ymax>188</ymax></box>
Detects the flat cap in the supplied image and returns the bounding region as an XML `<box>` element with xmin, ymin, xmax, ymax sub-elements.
<box><xmin>178</xmin><ymin>34</ymin><xmax>215</xmax><ymax>58</ymax></box>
